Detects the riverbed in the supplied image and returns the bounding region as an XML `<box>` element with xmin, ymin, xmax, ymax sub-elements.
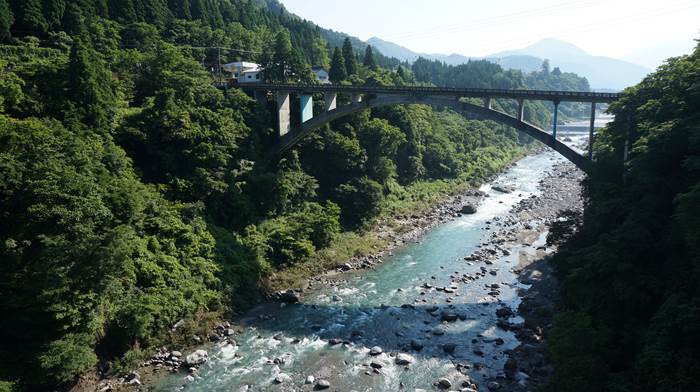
<box><xmin>150</xmin><ymin>134</ymin><xmax>588</xmax><ymax>392</ymax></box>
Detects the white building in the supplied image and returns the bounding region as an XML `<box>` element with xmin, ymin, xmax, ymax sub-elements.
<box><xmin>222</xmin><ymin>61</ymin><xmax>262</xmax><ymax>83</ymax></box>
<box><xmin>312</xmin><ymin>66</ymin><xmax>330</xmax><ymax>84</ymax></box>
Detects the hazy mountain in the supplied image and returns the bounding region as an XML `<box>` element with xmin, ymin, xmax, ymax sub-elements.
<box><xmin>368</xmin><ymin>37</ymin><xmax>651</xmax><ymax>90</ymax></box>
<box><xmin>488</xmin><ymin>39</ymin><xmax>651</xmax><ymax>90</ymax></box>
<box><xmin>367</xmin><ymin>37</ymin><xmax>474</xmax><ymax>65</ymax></box>
<box><xmin>622</xmin><ymin>40</ymin><xmax>696</xmax><ymax>69</ymax></box>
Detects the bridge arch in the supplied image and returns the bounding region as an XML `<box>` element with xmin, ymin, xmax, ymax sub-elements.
<box><xmin>278</xmin><ymin>95</ymin><xmax>592</xmax><ymax>173</ymax></box>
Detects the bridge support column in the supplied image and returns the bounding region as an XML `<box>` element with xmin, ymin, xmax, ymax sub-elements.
<box><xmin>324</xmin><ymin>92</ymin><xmax>337</xmax><ymax>111</ymax></box>
<box><xmin>300</xmin><ymin>94</ymin><xmax>313</xmax><ymax>123</ymax></box>
<box><xmin>254</xmin><ymin>90</ymin><xmax>267</xmax><ymax>105</ymax></box>
<box><xmin>552</xmin><ymin>100</ymin><xmax>560</xmax><ymax>139</ymax></box>
<box><xmin>484</xmin><ymin>97</ymin><xmax>492</xmax><ymax>109</ymax></box>
<box><xmin>589</xmin><ymin>102</ymin><xmax>596</xmax><ymax>159</ymax></box>
<box><xmin>276</xmin><ymin>91</ymin><xmax>291</xmax><ymax>136</ymax></box>
<box><xmin>517</xmin><ymin>99</ymin><xmax>525</xmax><ymax>121</ymax></box>
<box><xmin>351</xmin><ymin>93</ymin><xmax>362</xmax><ymax>103</ymax></box>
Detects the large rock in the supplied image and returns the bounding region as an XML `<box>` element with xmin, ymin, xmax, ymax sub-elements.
<box><xmin>274</xmin><ymin>373</ymin><xmax>292</xmax><ymax>384</ymax></box>
<box><xmin>437</xmin><ymin>377</ymin><xmax>452</xmax><ymax>389</ymax></box>
<box><xmin>369</xmin><ymin>346</ymin><xmax>383</xmax><ymax>356</ymax></box>
<box><xmin>315</xmin><ymin>379</ymin><xmax>331</xmax><ymax>390</ymax></box>
<box><xmin>395</xmin><ymin>353</ymin><xmax>414</xmax><ymax>365</ymax></box>
<box><xmin>185</xmin><ymin>349</ymin><xmax>208</xmax><ymax>366</ymax></box>
<box><xmin>442</xmin><ymin>343</ymin><xmax>457</xmax><ymax>354</ymax></box>
<box><xmin>441</xmin><ymin>311</ymin><xmax>458</xmax><ymax>322</ymax></box>
<box><xmin>492</xmin><ymin>184</ymin><xmax>515</xmax><ymax>193</ymax></box>
<box><xmin>460</xmin><ymin>204</ymin><xmax>478</xmax><ymax>214</ymax></box>
<box><xmin>410</xmin><ymin>339</ymin><xmax>424</xmax><ymax>351</ymax></box>
<box><xmin>274</xmin><ymin>289</ymin><xmax>300</xmax><ymax>303</ymax></box>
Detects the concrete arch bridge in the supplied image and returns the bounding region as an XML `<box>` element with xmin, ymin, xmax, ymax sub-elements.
<box><xmin>242</xmin><ymin>84</ymin><xmax>620</xmax><ymax>173</ymax></box>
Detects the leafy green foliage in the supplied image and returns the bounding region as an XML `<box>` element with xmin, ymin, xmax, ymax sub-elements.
<box><xmin>543</xmin><ymin>40</ymin><xmax>700</xmax><ymax>391</ymax></box>
<box><xmin>0</xmin><ymin>117</ymin><xmax>219</xmax><ymax>385</ymax></box>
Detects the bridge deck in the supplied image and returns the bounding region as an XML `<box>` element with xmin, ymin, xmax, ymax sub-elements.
<box><xmin>244</xmin><ymin>83</ymin><xmax>620</xmax><ymax>103</ymax></box>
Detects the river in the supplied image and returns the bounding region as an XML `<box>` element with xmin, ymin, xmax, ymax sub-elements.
<box><xmin>153</xmin><ymin>130</ymin><xmax>595</xmax><ymax>392</ymax></box>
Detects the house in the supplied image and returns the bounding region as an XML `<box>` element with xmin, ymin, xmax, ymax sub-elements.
<box><xmin>222</xmin><ymin>61</ymin><xmax>262</xmax><ymax>83</ymax></box>
<box><xmin>312</xmin><ymin>66</ymin><xmax>330</xmax><ymax>84</ymax></box>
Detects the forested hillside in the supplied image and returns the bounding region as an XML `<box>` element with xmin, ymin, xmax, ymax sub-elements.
<box><xmin>544</xmin><ymin>41</ymin><xmax>700</xmax><ymax>391</ymax></box>
<box><xmin>412</xmin><ymin>57</ymin><xmax>593</xmax><ymax>121</ymax></box>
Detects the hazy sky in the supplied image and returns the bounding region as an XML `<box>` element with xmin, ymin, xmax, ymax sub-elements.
<box><xmin>279</xmin><ymin>0</ymin><xmax>699</xmax><ymax>68</ymax></box>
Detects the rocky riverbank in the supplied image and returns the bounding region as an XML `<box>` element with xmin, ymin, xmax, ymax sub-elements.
<box><xmin>86</xmin><ymin>149</ymin><xmax>585</xmax><ymax>392</ymax></box>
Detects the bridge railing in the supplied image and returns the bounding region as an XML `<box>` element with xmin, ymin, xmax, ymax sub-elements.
<box><xmin>243</xmin><ymin>83</ymin><xmax>620</xmax><ymax>103</ymax></box>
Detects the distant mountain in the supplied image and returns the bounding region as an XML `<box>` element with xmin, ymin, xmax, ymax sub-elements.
<box><xmin>367</xmin><ymin>37</ymin><xmax>473</xmax><ymax>66</ymax></box>
<box><xmin>488</xmin><ymin>39</ymin><xmax>651</xmax><ymax>90</ymax></box>
<box><xmin>367</xmin><ymin>37</ymin><xmax>651</xmax><ymax>90</ymax></box>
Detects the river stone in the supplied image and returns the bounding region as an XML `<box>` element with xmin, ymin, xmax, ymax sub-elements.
<box><xmin>170</xmin><ymin>351</ymin><xmax>182</xmax><ymax>358</ymax></box>
<box><xmin>370</xmin><ymin>361</ymin><xmax>383</xmax><ymax>369</ymax></box>
<box><xmin>496</xmin><ymin>307</ymin><xmax>513</xmax><ymax>318</ymax></box>
<box><xmin>185</xmin><ymin>349</ymin><xmax>208</xmax><ymax>366</ymax></box>
<box><xmin>274</xmin><ymin>373</ymin><xmax>291</xmax><ymax>384</ymax></box>
<box><xmin>305</xmin><ymin>375</ymin><xmax>315</xmax><ymax>384</ymax></box>
<box><xmin>437</xmin><ymin>377</ymin><xmax>452</xmax><ymax>388</ymax></box>
<box><xmin>441</xmin><ymin>311</ymin><xmax>458</xmax><ymax>322</ymax></box>
<box><xmin>410</xmin><ymin>339</ymin><xmax>424</xmax><ymax>350</ymax></box>
<box><xmin>395</xmin><ymin>353</ymin><xmax>414</xmax><ymax>365</ymax></box>
<box><xmin>461</xmin><ymin>204</ymin><xmax>477</xmax><ymax>214</ymax></box>
<box><xmin>274</xmin><ymin>289</ymin><xmax>300</xmax><ymax>303</ymax></box>
<box><xmin>442</xmin><ymin>343</ymin><xmax>457</xmax><ymax>354</ymax></box>
<box><xmin>432</xmin><ymin>327</ymin><xmax>446</xmax><ymax>335</ymax></box>
<box><xmin>328</xmin><ymin>338</ymin><xmax>342</xmax><ymax>345</ymax></box>
<box><xmin>315</xmin><ymin>379</ymin><xmax>331</xmax><ymax>389</ymax></box>
<box><xmin>487</xmin><ymin>381</ymin><xmax>501</xmax><ymax>390</ymax></box>
<box><xmin>369</xmin><ymin>346</ymin><xmax>383</xmax><ymax>356</ymax></box>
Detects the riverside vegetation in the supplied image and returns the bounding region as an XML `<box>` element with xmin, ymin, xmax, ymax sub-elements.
<box><xmin>543</xmin><ymin>40</ymin><xmax>700</xmax><ymax>391</ymax></box>
<box><xmin>1</xmin><ymin>1</ymin><xmax>690</xmax><ymax>391</ymax></box>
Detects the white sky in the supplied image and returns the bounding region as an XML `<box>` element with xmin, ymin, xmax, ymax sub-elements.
<box><xmin>279</xmin><ymin>0</ymin><xmax>699</xmax><ymax>67</ymax></box>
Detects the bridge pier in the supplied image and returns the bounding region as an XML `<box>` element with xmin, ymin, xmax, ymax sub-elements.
<box><xmin>254</xmin><ymin>90</ymin><xmax>267</xmax><ymax>105</ymax></box>
<box><xmin>276</xmin><ymin>91</ymin><xmax>291</xmax><ymax>136</ymax></box>
<box><xmin>300</xmin><ymin>94</ymin><xmax>313</xmax><ymax>123</ymax></box>
<box><xmin>351</xmin><ymin>93</ymin><xmax>363</xmax><ymax>103</ymax></box>
<box><xmin>552</xmin><ymin>100</ymin><xmax>560</xmax><ymax>139</ymax></box>
<box><xmin>517</xmin><ymin>99</ymin><xmax>525</xmax><ymax>121</ymax></box>
<box><xmin>484</xmin><ymin>97</ymin><xmax>492</xmax><ymax>109</ymax></box>
<box><xmin>324</xmin><ymin>92</ymin><xmax>337</xmax><ymax>111</ymax></box>
<box><xmin>589</xmin><ymin>102</ymin><xmax>596</xmax><ymax>159</ymax></box>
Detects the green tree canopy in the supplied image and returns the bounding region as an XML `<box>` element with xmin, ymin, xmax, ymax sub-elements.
<box><xmin>329</xmin><ymin>46</ymin><xmax>347</xmax><ymax>83</ymax></box>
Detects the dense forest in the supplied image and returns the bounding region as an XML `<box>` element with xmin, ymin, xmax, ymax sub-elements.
<box><xmin>0</xmin><ymin>0</ymin><xmax>596</xmax><ymax>390</ymax></box>
<box><xmin>544</xmin><ymin>41</ymin><xmax>700</xmax><ymax>391</ymax></box>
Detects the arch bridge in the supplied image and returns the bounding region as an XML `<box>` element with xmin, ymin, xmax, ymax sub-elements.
<box><xmin>242</xmin><ymin>83</ymin><xmax>620</xmax><ymax>173</ymax></box>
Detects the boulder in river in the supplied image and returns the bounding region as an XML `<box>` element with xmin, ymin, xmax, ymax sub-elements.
<box><xmin>441</xmin><ymin>311</ymin><xmax>458</xmax><ymax>322</ymax></box>
<box><xmin>410</xmin><ymin>339</ymin><xmax>424</xmax><ymax>350</ymax></box>
<box><xmin>305</xmin><ymin>375</ymin><xmax>315</xmax><ymax>384</ymax></box>
<box><xmin>460</xmin><ymin>204</ymin><xmax>478</xmax><ymax>214</ymax></box>
<box><xmin>395</xmin><ymin>353</ymin><xmax>414</xmax><ymax>365</ymax></box>
<box><xmin>185</xmin><ymin>349</ymin><xmax>208</xmax><ymax>366</ymax></box>
<box><xmin>432</xmin><ymin>327</ymin><xmax>446</xmax><ymax>336</ymax></box>
<box><xmin>437</xmin><ymin>377</ymin><xmax>452</xmax><ymax>389</ymax></box>
<box><xmin>315</xmin><ymin>379</ymin><xmax>331</xmax><ymax>390</ymax></box>
<box><xmin>273</xmin><ymin>373</ymin><xmax>291</xmax><ymax>384</ymax></box>
<box><xmin>442</xmin><ymin>343</ymin><xmax>457</xmax><ymax>354</ymax></box>
<box><xmin>274</xmin><ymin>289</ymin><xmax>300</xmax><ymax>303</ymax></box>
<box><xmin>369</xmin><ymin>346</ymin><xmax>383</xmax><ymax>356</ymax></box>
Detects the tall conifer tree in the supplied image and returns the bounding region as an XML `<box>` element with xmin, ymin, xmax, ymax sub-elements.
<box><xmin>342</xmin><ymin>37</ymin><xmax>357</xmax><ymax>76</ymax></box>
<box><xmin>329</xmin><ymin>46</ymin><xmax>347</xmax><ymax>83</ymax></box>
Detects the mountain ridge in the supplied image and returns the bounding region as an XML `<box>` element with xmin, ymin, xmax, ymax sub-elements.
<box><xmin>367</xmin><ymin>36</ymin><xmax>651</xmax><ymax>90</ymax></box>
